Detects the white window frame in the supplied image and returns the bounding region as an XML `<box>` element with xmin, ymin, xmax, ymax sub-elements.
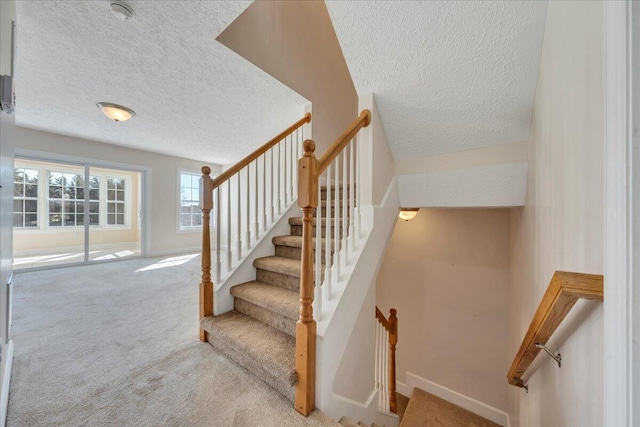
<box><xmin>178</xmin><ymin>169</ymin><xmax>207</xmax><ymax>232</ymax></box>
<box><xmin>12</xmin><ymin>168</ymin><xmax>39</xmax><ymax>228</ymax></box>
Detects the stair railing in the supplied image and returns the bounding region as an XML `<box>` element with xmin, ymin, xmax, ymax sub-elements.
<box><xmin>199</xmin><ymin>113</ymin><xmax>311</xmax><ymax>342</ymax></box>
<box><xmin>295</xmin><ymin>109</ymin><xmax>371</xmax><ymax>416</ymax></box>
<box><xmin>375</xmin><ymin>307</ymin><xmax>398</xmax><ymax>413</ymax></box>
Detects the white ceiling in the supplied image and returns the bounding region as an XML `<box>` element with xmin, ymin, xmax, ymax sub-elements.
<box><xmin>326</xmin><ymin>1</ymin><xmax>548</xmax><ymax>160</ymax></box>
<box><xmin>14</xmin><ymin>1</ymin><xmax>308</xmax><ymax>165</ymax></box>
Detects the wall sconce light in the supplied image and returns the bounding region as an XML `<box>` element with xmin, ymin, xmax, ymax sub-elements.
<box><xmin>97</xmin><ymin>102</ymin><xmax>136</xmax><ymax>122</ymax></box>
<box><xmin>399</xmin><ymin>208</ymin><xmax>419</xmax><ymax>222</ymax></box>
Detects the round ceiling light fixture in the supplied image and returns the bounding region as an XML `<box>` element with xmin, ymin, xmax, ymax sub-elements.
<box><xmin>398</xmin><ymin>208</ymin><xmax>419</xmax><ymax>222</ymax></box>
<box><xmin>109</xmin><ymin>1</ymin><xmax>135</xmax><ymax>21</ymax></box>
<box><xmin>97</xmin><ymin>102</ymin><xmax>136</xmax><ymax>122</ymax></box>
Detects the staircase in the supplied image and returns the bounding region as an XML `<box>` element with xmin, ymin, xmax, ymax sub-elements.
<box><xmin>200</xmin><ymin>185</ymin><xmax>345</xmax><ymax>403</ymax></box>
<box><xmin>338</xmin><ymin>416</ymin><xmax>386</xmax><ymax>427</ymax></box>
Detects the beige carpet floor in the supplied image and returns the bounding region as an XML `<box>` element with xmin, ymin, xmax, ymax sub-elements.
<box><xmin>7</xmin><ymin>255</ymin><xmax>338</xmax><ymax>427</ymax></box>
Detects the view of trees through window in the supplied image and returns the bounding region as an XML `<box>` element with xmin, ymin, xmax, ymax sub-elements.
<box><xmin>47</xmin><ymin>173</ymin><xmax>100</xmax><ymax>227</ymax></box>
<box><xmin>13</xmin><ymin>168</ymin><xmax>39</xmax><ymax>228</ymax></box>
<box><xmin>180</xmin><ymin>172</ymin><xmax>202</xmax><ymax>229</ymax></box>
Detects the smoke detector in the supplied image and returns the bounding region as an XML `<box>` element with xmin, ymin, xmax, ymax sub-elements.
<box><xmin>109</xmin><ymin>2</ymin><xmax>135</xmax><ymax>21</ymax></box>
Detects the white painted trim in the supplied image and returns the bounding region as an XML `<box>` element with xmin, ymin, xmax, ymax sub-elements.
<box><xmin>401</xmin><ymin>372</ymin><xmax>510</xmax><ymax>427</ymax></box>
<box><xmin>149</xmin><ymin>247</ymin><xmax>201</xmax><ymax>258</ymax></box>
<box><xmin>604</xmin><ymin>1</ymin><xmax>636</xmax><ymax>426</ymax></box>
<box><xmin>0</xmin><ymin>340</ymin><xmax>14</xmax><ymax>427</ymax></box>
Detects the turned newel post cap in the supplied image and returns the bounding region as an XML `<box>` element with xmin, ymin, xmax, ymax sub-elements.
<box><xmin>390</xmin><ymin>308</ymin><xmax>397</xmax><ymax>317</ymax></box>
<box><xmin>303</xmin><ymin>139</ymin><xmax>316</xmax><ymax>157</ymax></box>
<box><xmin>201</xmin><ymin>166</ymin><xmax>211</xmax><ymax>175</ymax></box>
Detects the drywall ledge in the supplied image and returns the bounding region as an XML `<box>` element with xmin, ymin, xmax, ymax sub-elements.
<box><xmin>396</xmin><ymin>162</ymin><xmax>528</xmax><ymax>207</ymax></box>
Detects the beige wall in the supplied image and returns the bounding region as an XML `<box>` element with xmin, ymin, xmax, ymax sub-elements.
<box><xmin>15</xmin><ymin>127</ymin><xmax>222</xmax><ymax>256</ymax></box>
<box><xmin>217</xmin><ymin>1</ymin><xmax>357</xmax><ymax>154</ymax></box>
<box><xmin>507</xmin><ymin>1</ymin><xmax>604</xmax><ymax>426</ymax></box>
<box><xmin>377</xmin><ymin>208</ymin><xmax>510</xmax><ymax>412</ymax></box>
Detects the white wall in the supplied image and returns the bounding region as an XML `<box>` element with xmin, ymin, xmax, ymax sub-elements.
<box><xmin>377</xmin><ymin>208</ymin><xmax>511</xmax><ymax>413</ymax></box>
<box><xmin>15</xmin><ymin>127</ymin><xmax>222</xmax><ymax>256</ymax></box>
<box><xmin>507</xmin><ymin>1</ymin><xmax>604</xmax><ymax>426</ymax></box>
<box><xmin>0</xmin><ymin>2</ymin><xmax>16</xmax><ymax>425</ymax></box>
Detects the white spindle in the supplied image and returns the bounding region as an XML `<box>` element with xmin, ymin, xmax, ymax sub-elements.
<box><xmin>384</xmin><ymin>329</ymin><xmax>390</xmax><ymax>410</ymax></box>
<box><xmin>236</xmin><ymin>175</ymin><xmax>242</xmax><ymax>260</ymax></box>
<box><xmin>356</xmin><ymin>134</ymin><xmax>362</xmax><ymax>238</ymax></box>
<box><xmin>283</xmin><ymin>135</ymin><xmax>288</xmax><ymax>206</ymax></box>
<box><xmin>263</xmin><ymin>154</ymin><xmax>267</xmax><ymax>231</ymax></box>
<box><xmin>333</xmin><ymin>152</ymin><xmax>340</xmax><ymax>281</ymax></box>
<box><xmin>378</xmin><ymin>322</ymin><xmax>383</xmax><ymax>407</ymax></box>
<box><xmin>215</xmin><ymin>187</ymin><xmax>221</xmax><ymax>283</ymax></box>
<box><xmin>290</xmin><ymin>133</ymin><xmax>294</xmax><ymax>204</ymax></box>
<box><xmin>324</xmin><ymin>163</ymin><xmax>332</xmax><ymax>300</ymax></box>
<box><xmin>314</xmin><ymin>171</ymin><xmax>322</xmax><ymax>318</ymax></box>
<box><xmin>271</xmin><ymin>147</ymin><xmax>275</xmax><ymax>222</ymax></box>
<box><xmin>375</xmin><ymin>322</ymin><xmax>381</xmax><ymax>408</ymax></box>
<box><xmin>227</xmin><ymin>180</ymin><xmax>232</xmax><ymax>271</ymax></box>
<box><xmin>342</xmin><ymin>147</ymin><xmax>348</xmax><ymax>265</ymax></box>
<box><xmin>246</xmin><ymin>167</ymin><xmax>251</xmax><ymax>249</ymax></box>
<box><xmin>349</xmin><ymin>139</ymin><xmax>355</xmax><ymax>251</ymax></box>
<box><xmin>277</xmin><ymin>142</ymin><xmax>281</xmax><ymax>215</ymax></box>
<box><xmin>254</xmin><ymin>160</ymin><xmax>259</xmax><ymax>240</ymax></box>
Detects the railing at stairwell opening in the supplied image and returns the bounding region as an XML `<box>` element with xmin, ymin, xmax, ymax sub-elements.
<box><xmin>198</xmin><ymin>112</ymin><xmax>311</xmax><ymax>342</ymax></box>
<box><xmin>295</xmin><ymin>109</ymin><xmax>371</xmax><ymax>416</ymax></box>
<box><xmin>375</xmin><ymin>307</ymin><xmax>398</xmax><ymax>414</ymax></box>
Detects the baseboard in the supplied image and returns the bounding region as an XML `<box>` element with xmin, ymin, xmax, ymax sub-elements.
<box><xmin>149</xmin><ymin>247</ymin><xmax>201</xmax><ymax>258</ymax></box>
<box><xmin>400</xmin><ymin>372</ymin><xmax>510</xmax><ymax>427</ymax></box>
<box><xmin>1</xmin><ymin>340</ymin><xmax>14</xmax><ymax>427</ymax></box>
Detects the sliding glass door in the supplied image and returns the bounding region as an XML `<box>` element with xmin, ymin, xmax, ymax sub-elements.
<box><xmin>13</xmin><ymin>158</ymin><xmax>144</xmax><ymax>270</ymax></box>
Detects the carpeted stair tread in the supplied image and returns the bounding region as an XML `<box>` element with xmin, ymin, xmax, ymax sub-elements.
<box><xmin>200</xmin><ymin>311</ymin><xmax>296</xmax><ymax>400</ymax></box>
<box><xmin>273</xmin><ymin>235</ymin><xmax>334</xmax><ymax>250</ymax></box>
<box><xmin>254</xmin><ymin>256</ymin><xmax>303</xmax><ymax>278</ymax></box>
<box><xmin>399</xmin><ymin>387</ymin><xmax>500</xmax><ymax>427</ymax></box>
<box><xmin>339</xmin><ymin>416</ymin><xmax>361</xmax><ymax>427</ymax></box>
<box><xmin>289</xmin><ymin>217</ymin><xmax>346</xmax><ymax>226</ymax></box>
<box><xmin>230</xmin><ymin>281</ymin><xmax>299</xmax><ymax>321</ymax></box>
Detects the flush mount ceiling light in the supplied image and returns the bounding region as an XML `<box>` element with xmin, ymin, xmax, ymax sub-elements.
<box><xmin>96</xmin><ymin>102</ymin><xmax>136</xmax><ymax>122</ymax></box>
<box><xmin>109</xmin><ymin>1</ymin><xmax>135</xmax><ymax>21</ymax></box>
<box><xmin>398</xmin><ymin>208</ymin><xmax>419</xmax><ymax>222</ymax></box>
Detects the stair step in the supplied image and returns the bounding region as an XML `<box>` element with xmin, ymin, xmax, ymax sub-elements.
<box><xmin>273</xmin><ymin>235</ymin><xmax>335</xmax><ymax>260</ymax></box>
<box><xmin>339</xmin><ymin>416</ymin><xmax>361</xmax><ymax>427</ymax></box>
<box><xmin>201</xmin><ymin>311</ymin><xmax>296</xmax><ymax>402</ymax></box>
<box><xmin>254</xmin><ymin>256</ymin><xmax>323</xmax><ymax>290</ymax></box>
<box><xmin>231</xmin><ymin>281</ymin><xmax>298</xmax><ymax>336</ymax></box>
<box><xmin>289</xmin><ymin>217</ymin><xmax>346</xmax><ymax>238</ymax></box>
<box><xmin>289</xmin><ymin>217</ymin><xmax>347</xmax><ymax>226</ymax></box>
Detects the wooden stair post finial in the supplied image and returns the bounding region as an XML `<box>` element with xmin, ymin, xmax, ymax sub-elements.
<box><xmin>199</xmin><ymin>166</ymin><xmax>214</xmax><ymax>342</ymax></box>
<box><xmin>388</xmin><ymin>308</ymin><xmax>398</xmax><ymax>414</ymax></box>
<box><xmin>295</xmin><ymin>139</ymin><xmax>318</xmax><ymax>416</ymax></box>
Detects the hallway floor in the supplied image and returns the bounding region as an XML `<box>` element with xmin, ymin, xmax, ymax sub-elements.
<box><xmin>7</xmin><ymin>255</ymin><xmax>338</xmax><ymax>426</ymax></box>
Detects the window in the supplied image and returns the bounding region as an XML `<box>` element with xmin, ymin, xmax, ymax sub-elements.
<box><xmin>179</xmin><ymin>171</ymin><xmax>202</xmax><ymax>229</ymax></box>
<box><xmin>13</xmin><ymin>168</ymin><xmax>39</xmax><ymax>228</ymax></box>
<box><xmin>107</xmin><ymin>177</ymin><xmax>126</xmax><ymax>225</ymax></box>
<box><xmin>47</xmin><ymin>173</ymin><xmax>100</xmax><ymax>227</ymax></box>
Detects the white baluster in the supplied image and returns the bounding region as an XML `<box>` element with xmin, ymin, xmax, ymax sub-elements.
<box><xmin>314</xmin><ymin>170</ymin><xmax>322</xmax><ymax>319</ymax></box>
<box><xmin>254</xmin><ymin>160</ymin><xmax>259</xmax><ymax>240</ymax></box>
<box><xmin>342</xmin><ymin>147</ymin><xmax>348</xmax><ymax>265</ymax></box>
<box><xmin>271</xmin><ymin>147</ymin><xmax>275</xmax><ymax>222</ymax></box>
<box><xmin>246</xmin><ymin>167</ymin><xmax>251</xmax><ymax>250</ymax></box>
<box><xmin>236</xmin><ymin>175</ymin><xmax>242</xmax><ymax>260</ymax></box>
<box><xmin>277</xmin><ymin>141</ymin><xmax>282</xmax><ymax>215</ymax></box>
<box><xmin>227</xmin><ymin>180</ymin><xmax>232</xmax><ymax>271</ymax></box>
<box><xmin>349</xmin><ymin>139</ymin><xmax>355</xmax><ymax>251</ymax></box>
<box><xmin>263</xmin><ymin>154</ymin><xmax>267</xmax><ymax>231</ymax></box>
<box><xmin>333</xmin><ymin>153</ymin><xmax>340</xmax><ymax>282</ymax></box>
<box><xmin>356</xmin><ymin>134</ymin><xmax>362</xmax><ymax>239</ymax></box>
<box><xmin>375</xmin><ymin>322</ymin><xmax>381</xmax><ymax>408</ymax></box>
<box><xmin>290</xmin><ymin>133</ymin><xmax>294</xmax><ymax>204</ymax></box>
<box><xmin>215</xmin><ymin>187</ymin><xmax>221</xmax><ymax>284</ymax></box>
<box><xmin>378</xmin><ymin>322</ymin><xmax>383</xmax><ymax>408</ymax></box>
<box><xmin>283</xmin><ymin>135</ymin><xmax>288</xmax><ymax>206</ymax></box>
<box><xmin>324</xmin><ymin>163</ymin><xmax>332</xmax><ymax>301</ymax></box>
<box><xmin>384</xmin><ymin>329</ymin><xmax>390</xmax><ymax>411</ymax></box>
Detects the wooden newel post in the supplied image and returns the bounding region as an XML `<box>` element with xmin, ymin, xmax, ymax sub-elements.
<box><xmin>388</xmin><ymin>308</ymin><xmax>398</xmax><ymax>413</ymax></box>
<box><xmin>199</xmin><ymin>166</ymin><xmax>214</xmax><ymax>342</ymax></box>
<box><xmin>295</xmin><ymin>139</ymin><xmax>318</xmax><ymax>416</ymax></box>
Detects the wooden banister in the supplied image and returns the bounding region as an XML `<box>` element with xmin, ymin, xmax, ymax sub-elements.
<box><xmin>317</xmin><ymin>110</ymin><xmax>371</xmax><ymax>173</ymax></box>
<box><xmin>199</xmin><ymin>166</ymin><xmax>214</xmax><ymax>342</ymax></box>
<box><xmin>507</xmin><ymin>271</ymin><xmax>604</xmax><ymax>388</ymax></box>
<box><xmin>376</xmin><ymin>306</ymin><xmax>398</xmax><ymax>413</ymax></box>
<box><xmin>210</xmin><ymin>113</ymin><xmax>311</xmax><ymax>190</ymax></box>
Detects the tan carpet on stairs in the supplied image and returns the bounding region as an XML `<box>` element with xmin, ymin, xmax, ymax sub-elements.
<box><xmin>399</xmin><ymin>388</ymin><xmax>500</xmax><ymax>427</ymax></box>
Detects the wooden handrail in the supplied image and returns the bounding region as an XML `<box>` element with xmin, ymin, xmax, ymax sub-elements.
<box><xmin>376</xmin><ymin>306</ymin><xmax>398</xmax><ymax>413</ymax></box>
<box><xmin>317</xmin><ymin>110</ymin><xmax>371</xmax><ymax>173</ymax></box>
<box><xmin>210</xmin><ymin>112</ymin><xmax>311</xmax><ymax>190</ymax></box>
<box><xmin>507</xmin><ymin>271</ymin><xmax>604</xmax><ymax>388</ymax></box>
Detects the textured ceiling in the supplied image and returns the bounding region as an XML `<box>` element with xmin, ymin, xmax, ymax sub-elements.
<box><xmin>14</xmin><ymin>1</ymin><xmax>308</xmax><ymax>165</ymax></box>
<box><xmin>326</xmin><ymin>1</ymin><xmax>547</xmax><ymax>160</ymax></box>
